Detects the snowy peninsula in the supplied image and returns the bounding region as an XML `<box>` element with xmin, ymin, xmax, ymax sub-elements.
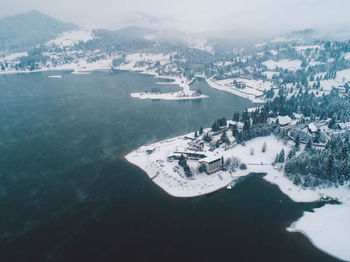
<box><xmin>125</xmin><ymin>99</ymin><xmax>350</xmax><ymax>262</ymax></box>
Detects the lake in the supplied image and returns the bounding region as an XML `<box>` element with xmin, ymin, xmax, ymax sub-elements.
<box><xmin>0</xmin><ymin>71</ymin><xmax>340</xmax><ymax>261</ymax></box>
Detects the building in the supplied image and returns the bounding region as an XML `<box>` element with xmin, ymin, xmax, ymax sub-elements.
<box><xmin>308</xmin><ymin>123</ymin><xmax>318</xmax><ymax>134</ymax></box>
<box><xmin>174</xmin><ymin>150</ymin><xmax>207</xmax><ymax>160</ymax></box>
<box><xmin>227</xmin><ymin>120</ymin><xmax>244</xmax><ymax>131</ymax></box>
<box><xmin>199</xmin><ymin>155</ymin><xmax>223</xmax><ymax>174</ymax></box>
<box><xmin>277</xmin><ymin>115</ymin><xmax>292</xmax><ymax>127</ymax></box>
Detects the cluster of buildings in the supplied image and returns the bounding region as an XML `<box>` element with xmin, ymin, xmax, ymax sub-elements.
<box><xmin>166</xmin><ymin>121</ymin><xmax>247</xmax><ymax>175</ymax></box>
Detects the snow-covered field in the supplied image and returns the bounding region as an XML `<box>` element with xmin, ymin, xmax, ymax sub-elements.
<box><xmin>263</xmin><ymin>59</ymin><xmax>302</xmax><ymax>71</ymax></box>
<box><xmin>206</xmin><ymin>77</ymin><xmax>275</xmax><ymax>103</ymax></box>
<box><xmin>312</xmin><ymin>68</ymin><xmax>350</xmax><ymax>92</ymax></box>
<box><xmin>186</xmin><ymin>38</ymin><xmax>214</xmax><ymax>54</ymax></box>
<box><xmin>46</xmin><ymin>30</ymin><xmax>94</xmax><ymax>47</ymax></box>
<box><xmin>294</xmin><ymin>45</ymin><xmax>322</xmax><ymax>52</ymax></box>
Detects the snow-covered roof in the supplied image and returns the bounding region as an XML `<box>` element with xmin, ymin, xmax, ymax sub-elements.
<box><xmin>308</xmin><ymin>123</ymin><xmax>318</xmax><ymax>133</ymax></box>
<box><xmin>227</xmin><ymin>121</ymin><xmax>244</xmax><ymax>129</ymax></box>
<box><xmin>227</xmin><ymin>120</ymin><xmax>236</xmax><ymax>126</ymax></box>
<box><xmin>277</xmin><ymin>115</ymin><xmax>292</xmax><ymax>126</ymax></box>
<box><xmin>293</xmin><ymin>113</ymin><xmax>303</xmax><ymax>119</ymax></box>
<box><xmin>199</xmin><ymin>154</ymin><xmax>222</xmax><ymax>164</ymax></box>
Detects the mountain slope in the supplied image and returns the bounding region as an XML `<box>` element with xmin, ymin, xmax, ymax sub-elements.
<box><xmin>0</xmin><ymin>10</ymin><xmax>78</xmax><ymax>52</ymax></box>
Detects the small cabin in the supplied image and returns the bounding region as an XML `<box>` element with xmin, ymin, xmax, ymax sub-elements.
<box><xmin>146</xmin><ymin>148</ymin><xmax>155</xmax><ymax>154</ymax></box>
<box><xmin>199</xmin><ymin>155</ymin><xmax>223</xmax><ymax>174</ymax></box>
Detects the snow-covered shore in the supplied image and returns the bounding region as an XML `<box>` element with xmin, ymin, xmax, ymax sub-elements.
<box><xmin>0</xmin><ymin>57</ymin><xmax>114</xmax><ymax>75</ymax></box>
<box><xmin>125</xmin><ymin>134</ymin><xmax>289</xmax><ymax>197</ymax></box>
<box><xmin>129</xmin><ymin>73</ymin><xmax>208</xmax><ymax>100</ymax></box>
<box><xmin>266</xmin><ymin>170</ymin><xmax>350</xmax><ymax>262</ymax></box>
<box><xmin>0</xmin><ymin>55</ymin><xmax>207</xmax><ymax>100</ymax></box>
<box><xmin>131</xmin><ymin>92</ymin><xmax>208</xmax><ymax>100</ymax></box>
<box><xmin>206</xmin><ymin>78</ymin><xmax>271</xmax><ymax>103</ymax></box>
<box><xmin>115</xmin><ymin>56</ymin><xmax>209</xmax><ymax>101</ymax></box>
<box><xmin>125</xmin><ymin>132</ymin><xmax>350</xmax><ymax>261</ymax></box>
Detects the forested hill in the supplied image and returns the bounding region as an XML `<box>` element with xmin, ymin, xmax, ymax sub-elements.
<box><xmin>0</xmin><ymin>10</ymin><xmax>78</xmax><ymax>52</ymax></box>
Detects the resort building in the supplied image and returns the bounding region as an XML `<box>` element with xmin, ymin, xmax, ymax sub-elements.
<box><xmin>199</xmin><ymin>155</ymin><xmax>223</xmax><ymax>174</ymax></box>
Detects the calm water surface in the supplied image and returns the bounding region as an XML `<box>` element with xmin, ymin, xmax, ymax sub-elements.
<box><xmin>0</xmin><ymin>71</ymin><xmax>341</xmax><ymax>261</ymax></box>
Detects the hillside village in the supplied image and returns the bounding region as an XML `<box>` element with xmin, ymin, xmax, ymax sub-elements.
<box><xmin>1</xmin><ymin>28</ymin><xmax>350</xmax><ymax>102</ymax></box>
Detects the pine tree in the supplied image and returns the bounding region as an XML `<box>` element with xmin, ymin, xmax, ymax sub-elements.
<box><xmin>340</xmin><ymin>146</ymin><xmax>348</xmax><ymax>160</ymax></box>
<box><xmin>212</xmin><ymin>121</ymin><xmax>220</xmax><ymax>132</ymax></box>
<box><xmin>287</xmin><ymin>148</ymin><xmax>296</xmax><ymax>159</ymax></box>
<box><xmin>203</xmin><ymin>133</ymin><xmax>212</xmax><ymax>143</ymax></box>
<box><xmin>340</xmin><ymin>161</ymin><xmax>349</xmax><ymax>180</ymax></box>
<box><xmin>232</xmin><ymin>112</ymin><xmax>240</xmax><ymax>122</ymax></box>
<box><xmin>194</xmin><ymin>131</ymin><xmax>198</xmax><ymax>137</ymax></box>
<box><xmin>278</xmin><ymin>149</ymin><xmax>285</xmax><ymax>163</ymax></box>
<box><xmin>305</xmin><ymin>139</ymin><xmax>312</xmax><ymax>152</ymax></box>
<box><xmin>328</xmin><ymin>115</ymin><xmax>336</xmax><ymax>129</ymax></box>
<box><xmin>178</xmin><ymin>155</ymin><xmax>187</xmax><ymax>167</ymax></box>
<box><xmin>220</xmin><ymin>130</ymin><xmax>229</xmax><ymax>144</ymax></box>
<box><xmin>232</xmin><ymin>125</ymin><xmax>238</xmax><ymax>137</ymax></box>
<box><xmin>295</xmin><ymin>134</ymin><xmax>300</xmax><ymax>150</ymax></box>
<box><xmin>293</xmin><ymin>174</ymin><xmax>302</xmax><ymax>185</ymax></box>
<box><xmin>326</xmin><ymin>153</ymin><xmax>334</xmax><ymax>178</ymax></box>
<box><xmin>199</xmin><ymin>126</ymin><xmax>203</xmax><ymax>135</ymax></box>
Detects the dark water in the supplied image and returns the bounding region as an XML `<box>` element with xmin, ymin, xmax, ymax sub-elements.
<box><xmin>0</xmin><ymin>71</ymin><xmax>341</xmax><ymax>262</ymax></box>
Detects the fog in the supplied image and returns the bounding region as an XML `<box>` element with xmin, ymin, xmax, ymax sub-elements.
<box><xmin>1</xmin><ymin>0</ymin><xmax>350</xmax><ymax>38</ymax></box>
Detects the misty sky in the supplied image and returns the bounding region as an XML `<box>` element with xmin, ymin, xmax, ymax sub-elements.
<box><xmin>1</xmin><ymin>0</ymin><xmax>350</xmax><ymax>37</ymax></box>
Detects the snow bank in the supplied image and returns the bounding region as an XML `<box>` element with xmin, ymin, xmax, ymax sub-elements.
<box><xmin>265</xmin><ymin>161</ymin><xmax>350</xmax><ymax>262</ymax></box>
<box><xmin>287</xmin><ymin>187</ymin><xmax>350</xmax><ymax>262</ymax></box>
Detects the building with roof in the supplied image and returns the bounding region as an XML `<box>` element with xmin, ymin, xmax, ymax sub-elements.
<box><xmin>227</xmin><ymin>120</ymin><xmax>244</xmax><ymax>131</ymax></box>
<box><xmin>308</xmin><ymin>123</ymin><xmax>318</xmax><ymax>133</ymax></box>
<box><xmin>199</xmin><ymin>155</ymin><xmax>223</xmax><ymax>174</ymax></box>
<box><xmin>277</xmin><ymin>115</ymin><xmax>292</xmax><ymax>127</ymax></box>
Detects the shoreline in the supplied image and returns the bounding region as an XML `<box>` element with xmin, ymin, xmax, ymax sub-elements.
<box><xmin>0</xmin><ymin>58</ymin><xmax>265</xmax><ymax>103</ymax></box>
<box><xmin>125</xmin><ymin>131</ymin><xmax>350</xmax><ymax>261</ymax></box>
